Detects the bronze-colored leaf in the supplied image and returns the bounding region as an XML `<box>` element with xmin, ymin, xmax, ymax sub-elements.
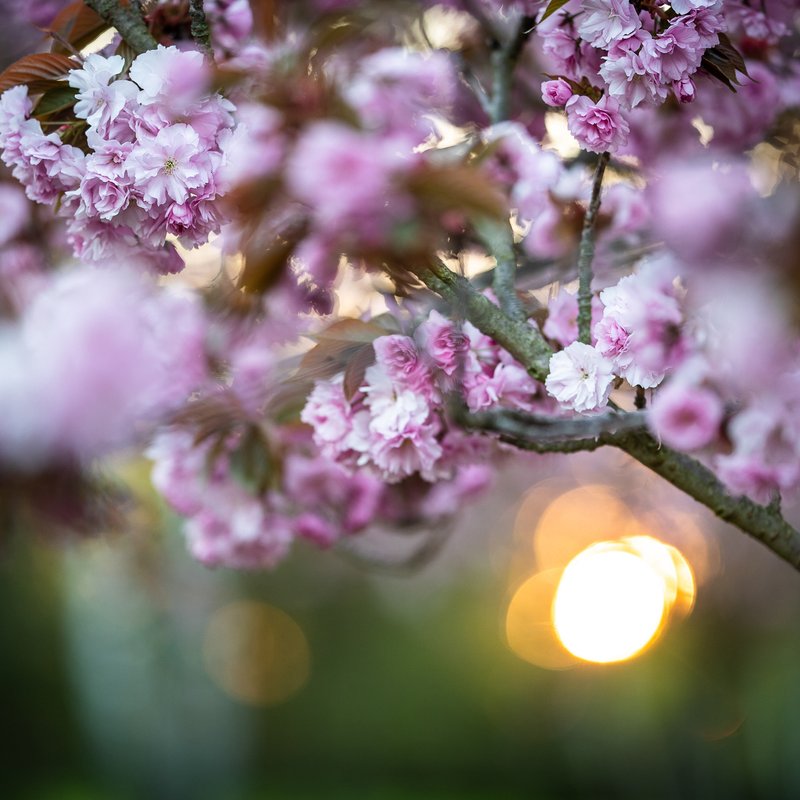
<box><xmin>715</xmin><ymin>32</ymin><xmax>749</xmax><ymax>79</ymax></box>
<box><xmin>700</xmin><ymin>54</ymin><xmax>738</xmax><ymax>92</ymax></box>
<box><xmin>297</xmin><ymin>318</ymin><xmax>385</xmax><ymax>384</ymax></box>
<box><xmin>409</xmin><ymin>163</ymin><xmax>508</xmax><ymax>222</ymax></box>
<box><xmin>0</xmin><ymin>53</ymin><xmax>76</xmax><ymax>95</ymax></box>
<box><xmin>249</xmin><ymin>0</ymin><xmax>278</xmax><ymax>40</ymax></box>
<box><xmin>45</xmin><ymin>2</ymin><xmax>110</xmax><ymax>54</ymax></box>
<box><xmin>308</xmin><ymin>317</ymin><xmax>386</xmax><ymax>345</ymax></box>
<box><xmin>238</xmin><ymin>217</ymin><xmax>308</xmax><ymax>295</ymax></box>
<box><xmin>701</xmin><ymin>34</ymin><xmax>749</xmax><ymax>93</ymax></box>
<box><xmin>342</xmin><ymin>343</ymin><xmax>376</xmax><ymax>400</ymax></box>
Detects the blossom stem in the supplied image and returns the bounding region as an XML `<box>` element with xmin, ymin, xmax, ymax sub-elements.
<box><xmin>459</xmin><ymin>408</ymin><xmax>649</xmax><ymax>442</ymax></box>
<box><xmin>577</xmin><ymin>150</ymin><xmax>610</xmax><ymax>344</ymax></box>
<box><xmin>475</xmin><ymin>217</ymin><xmax>526</xmax><ymax>322</ymax></box>
<box><xmin>488</xmin><ymin>14</ymin><xmax>536</xmax><ymax>123</ymax></box>
<box><xmin>481</xmin><ymin>16</ymin><xmax>535</xmax><ymax>322</ymax></box>
<box><xmin>85</xmin><ymin>0</ymin><xmax>157</xmax><ymax>55</ymax></box>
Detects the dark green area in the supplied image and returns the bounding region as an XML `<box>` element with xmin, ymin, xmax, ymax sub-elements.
<box><xmin>1</xmin><ymin>509</ymin><xmax>800</xmax><ymax>800</ymax></box>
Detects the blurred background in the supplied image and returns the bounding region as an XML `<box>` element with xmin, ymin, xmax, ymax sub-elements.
<box><xmin>3</xmin><ymin>445</ymin><xmax>800</xmax><ymax>800</ymax></box>
<box><xmin>2</xmin><ymin>3</ymin><xmax>800</xmax><ymax>799</ymax></box>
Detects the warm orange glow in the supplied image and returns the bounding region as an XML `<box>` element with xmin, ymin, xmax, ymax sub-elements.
<box><xmin>505</xmin><ymin>570</ymin><xmax>580</xmax><ymax>670</ymax></box>
<box><xmin>532</xmin><ymin>485</ymin><xmax>640</xmax><ymax>570</ymax></box>
<box><xmin>203</xmin><ymin>601</ymin><xmax>311</xmax><ymax>706</ymax></box>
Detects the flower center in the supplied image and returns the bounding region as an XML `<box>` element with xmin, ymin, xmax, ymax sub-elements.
<box><xmin>164</xmin><ymin>158</ymin><xmax>177</xmax><ymax>174</ymax></box>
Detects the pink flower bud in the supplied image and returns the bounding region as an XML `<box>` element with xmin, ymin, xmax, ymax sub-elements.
<box><xmin>541</xmin><ymin>78</ymin><xmax>573</xmax><ymax>107</ymax></box>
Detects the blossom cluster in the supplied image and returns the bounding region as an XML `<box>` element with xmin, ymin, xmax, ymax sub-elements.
<box><xmin>223</xmin><ymin>45</ymin><xmax>459</xmax><ymax>293</ymax></box>
<box><xmin>543</xmin><ymin>258</ymin><xmax>686</xmax><ymax>412</ymax></box>
<box><xmin>301</xmin><ymin>309</ymin><xmax>550</xmax><ymax>485</ymax></box>
<box><xmin>149</xmin><ymin>419</ymin><xmax>493</xmax><ymax>569</ymax></box>
<box><xmin>0</xmin><ymin>45</ymin><xmax>236</xmax><ymax>273</ymax></box>
<box><xmin>536</xmin><ymin>0</ymin><xmax>791</xmax><ymax>155</ymax></box>
<box><xmin>645</xmin><ymin>269</ymin><xmax>800</xmax><ymax>506</ymax></box>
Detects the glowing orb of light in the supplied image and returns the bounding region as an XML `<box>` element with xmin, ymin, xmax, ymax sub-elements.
<box><xmin>552</xmin><ymin>543</ymin><xmax>667</xmax><ymax>664</ymax></box>
<box><xmin>203</xmin><ymin>601</ymin><xmax>310</xmax><ymax>706</ymax></box>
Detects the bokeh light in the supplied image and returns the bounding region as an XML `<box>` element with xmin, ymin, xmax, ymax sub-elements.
<box><xmin>508</xmin><ymin>479</ymin><xmax>699</xmax><ymax>669</ymax></box>
<box><xmin>505</xmin><ymin>569</ymin><xmax>580</xmax><ymax>670</ymax></box>
<box><xmin>552</xmin><ymin>542</ymin><xmax>668</xmax><ymax>664</ymax></box>
<box><xmin>203</xmin><ymin>601</ymin><xmax>311</xmax><ymax>706</ymax></box>
<box><xmin>531</xmin><ymin>484</ymin><xmax>641</xmax><ymax>570</ymax></box>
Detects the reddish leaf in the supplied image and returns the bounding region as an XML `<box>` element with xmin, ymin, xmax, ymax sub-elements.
<box><xmin>249</xmin><ymin>0</ymin><xmax>278</xmax><ymax>40</ymax></box>
<box><xmin>309</xmin><ymin>318</ymin><xmax>386</xmax><ymax>346</ymax></box>
<box><xmin>45</xmin><ymin>2</ymin><xmax>109</xmax><ymax>54</ymax></box>
<box><xmin>409</xmin><ymin>164</ymin><xmax>508</xmax><ymax>221</ymax></box>
<box><xmin>239</xmin><ymin>238</ymin><xmax>294</xmax><ymax>295</ymax></box>
<box><xmin>238</xmin><ymin>217</ymin><xmax>308</xmax><ymax>295</ymax></box>
<box><xmin>0</xmin><ymin>53</ymin><xmax>76</xmax><ymax>95</ymax></box>
<box><xmin>298</xmin><ymin>319</ymin><xmax>385</xmax><ymax>384</ymax></box>
<box><xmin>700</xmin><ymin>34</ymin><xmax>749</xmax><ymax>93</ymax></box>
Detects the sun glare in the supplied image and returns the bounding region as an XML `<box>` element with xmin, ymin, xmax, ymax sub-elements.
<box><xmin>552</xmin><ymin>541</ymin><xmax>672</xmax><ymax>664</ymax></box>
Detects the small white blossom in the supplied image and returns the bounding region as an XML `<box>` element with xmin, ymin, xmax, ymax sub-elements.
<box><xmin>545</xmin><ymin>342</ymin><xmax>614</xmax><ymax>413</ymax></box>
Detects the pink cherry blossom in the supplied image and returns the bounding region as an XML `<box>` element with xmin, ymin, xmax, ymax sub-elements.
<box><xmin>69</xmin><ymin>54</ymin><xmax>138</xmax><ymax>135</ymax></box>
<box><xmin>649</xmin><ymin>382</ymin><xmax>723</xmax><ymax>451</ymax></box>
<box><xmin>129</xmin><ymin>45</ymin><xmax>209</xmax><ymax>111</ymax></box>
<box><xmin>566</xmin><ymin>94</ymin><xmax>630</xmax><ymax>154</ymax></box>
<box><xmin>576</xmin><ymin>0</ymin><xmax>642</xmax><ymax>50</ymax></box>
<box><xmin>541</xmin><ymin>79</ymin><xmax>573</xmax><ymax>107</ymax></box>
<box><xmin>373</xmin><ymin>334</ymin><xmax>436</xmax><ymax>396</ymax></box>
<box><xmin>126</xmin><ymin>123</ymin><xmax>213</xmax><ymax>207</ymax></box>
<box><xmin>415</xmin><ymin>309</ymin><xmax>471</xmax><ymax>377</ymax></box>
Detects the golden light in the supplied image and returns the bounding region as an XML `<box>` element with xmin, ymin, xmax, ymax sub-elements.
<box><xmin>531</xmin><ymin>484</ymin><xmax>641</xmax><ymax>570</ymax></box>
<box><xmin>552</xmin><ymin>542</ymin><xmax>668</xmax><ymax>664</ymax></box>
<box><xmin>203</xmin><ymin>601</ymin><xmax>311</xmax><ymax>706</ymax></box>
<box><xmin>505</xmin><ymin>569</ymin><xmax>580</xmax><ymax>670</ymax></box>
<box><xmin>508</xmin><ymin>481</ymin><xmax>699</xmax><ymax>669</ymax></box>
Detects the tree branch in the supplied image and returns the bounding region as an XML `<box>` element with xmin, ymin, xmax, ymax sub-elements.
<box><xmin>577</xmin><ymin>151</ymin><xmax>610</xmax><ymax>344</ymax></box>
<box><xmin>417</xmin><ymin>259</ymin><xmax>553</xmax><ymax>382</ymax></box>
<box><xmin>419</xmin><ymin>258</ymin><xmax>800</xmax><ymax>571</ymax></box>
<box><xmin>474</xmin><ymin>217</ymin><xmax>526</xmax><ymax>322</ymax></box>
<box><xmin>85</xmin><ymin>0</ymin><xmax>158</xmax><ymax>55</ymax></box>
<box><xmin>614</xmin><ymin>432</ymin><xmax>800</xmax><ymax>571</ymax></box>
<box><xmin>461</xmin><ymin>408</ymin><xmax>649</xmax><ymax>442</ymax></box>
<box><xmin>188</xmin><ymin>0</ymin><xmax>215</xmax><ymax>59</ymax></box>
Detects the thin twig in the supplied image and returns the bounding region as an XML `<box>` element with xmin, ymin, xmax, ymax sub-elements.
<box><xmin>577</xmin><ymin>151</ymin><xmax>610</xmax><ymax>344</ymax></box>
<box><xmin>474</xmin><ymin>217</ymin><xmax>526</xmax><ymax>322</ymax></box>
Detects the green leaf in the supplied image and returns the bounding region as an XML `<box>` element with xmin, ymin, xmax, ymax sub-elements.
<box><xmin>540</xmin><ymin>0</ymin><xmax>570</xmax><ymax>23</ymax></box>
<box><xmin>32</xmin><ymin>84</ymin><xmax>77</xmax><ymax>118</ymax></box>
